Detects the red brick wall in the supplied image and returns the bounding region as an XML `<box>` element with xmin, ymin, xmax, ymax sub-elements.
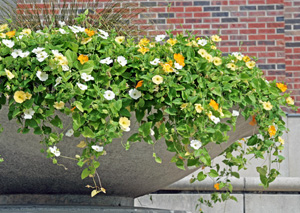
<box><xmin>16</xmin><ymin>0</ymin><xmax>300</xmax><ymax>113</ymax></box>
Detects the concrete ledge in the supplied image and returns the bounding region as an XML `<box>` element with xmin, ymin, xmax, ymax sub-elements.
<box><xmin>164</xmin><ymin>177</ymin><xmax>300</xmax><ymax>192</ymax></box>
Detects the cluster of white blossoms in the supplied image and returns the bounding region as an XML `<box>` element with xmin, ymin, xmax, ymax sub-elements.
<box><xmin>2</xmin><ymin>39</ymin><xmax>14</xmax><ymax>48</ymax></box>
<box><xmin>100</xmin><ymin>57</ymin><xmax>113</xmax><ymax>65</ymax></box>
<box><xmin>92</xmin><ymin>145</ymin><xmax>104</xmax><ymax>152</ymax></box>
<box><xmin>77</xmin><ymin>82</ymin><xmax>88</xmax><ymax>91</ymax></box>
<box><xmin>24</xmin><ymin>108</ymin><xmax>35</xmax><ymax>119</ymax></box>
<box><xmin>11</xmin><ymin>49</ymin><xmax>30</xmax><ymax>58</ymax></box>
<box><xmin>231</xmin><ymin>52</ymin><xmax>244</xmax><ymax>61</ymax></box>
<box><xmin>32</xmin><ymin>47</ymin><xmax>48</xmax><ymax>62</ymax></box>
<box><xmin>49</xmin><ymin>146</ymin><xmax>61</xmax><ymax>157</ymax></box>
<box><xmin>68</xmin><ymin>25</ymin><xmax>85</xmax><ymax>34</ymax></box>
<box><xmin>155</xmin><ymin>34</ymin><xmax>166</xmax><ymax>42</ymax></box>
<box><xmin>232</xmin><ymin>110</ymin><xmax>239</xmax><ymax>117</ymax></box>
<box><xmin>150</xmin><ymin>58</ymin><xmax>161</xmax><ymax>65</ymax></box>
<box><xmin>197</xmin><ymin>39</ymin><xmax>207</xmax><ymax>46</ymax></box>
<box><xmin>98</xmin><ymin>29</ymin><xmax>109</xmax><ymax>39</ymax></box>
<box><xmin>65</xmin><ymin>129</ymin><xmax>74</xmax><ymax>137</ymax></box>
<box><xmin>129</xmin><ymin>88</ymin><xmax>141</xmax><ymax>100</ymax></box>
<box><xmin>117</xmin><ymin>56</ymin><xmax>127</xmax><ymax>67</ymax></box>
<box><xmin>190</xmin><ymin>140</ymin><xmax>202</xmax><ymax>150</ymax></box>
<box><xmin>81</xmin><ymin>73</ymin><xmax>94</xmax><ymax>81</ymax></box>
<box><xmin>36</xmin><ymin>70</ymin><xmax>49</xmax><ymax>81</ymax></box>
<box><xmin>103</xmin><ymin>90</ymin><xmax>115</xmax><ymax>100</ymax></box>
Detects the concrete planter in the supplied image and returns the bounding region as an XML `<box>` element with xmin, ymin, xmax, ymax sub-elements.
<box><xmin>0</xmin><ymin>106</ymin><xmax>257</xmax><ymax>205</ymax></box>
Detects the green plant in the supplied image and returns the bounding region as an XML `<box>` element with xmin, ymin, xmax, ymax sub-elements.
<box><xmin>0</xmin><ymin>11</ymin><xmax>296</xmax><ymax>208</ymax></box>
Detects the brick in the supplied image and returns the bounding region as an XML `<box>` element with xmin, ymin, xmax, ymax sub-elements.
<box><xmin>204</xmin><ymin>18</ymin><xmax>220</xmax><ymax>23</ymax></box>
<box><xmin>276</xmin><ymin>17</ymin><xmax>284</xmax><ymax>21</ymax></box>
<box><xmin>212</xmin><ymin>24</ymin><xmax>228</xmax><ymax>28</ymax></box>
<box><xmin>149</xmin><ymin>19</ymin><xmax>165</xmax><ymax>24</ymax></box>
<box><xmin>140</xmin><ymin>13</ymin><xmax>156</xmax><ymax>18</ymax></box>
<box><xmin>267</xmin><ymin>0</ymin><xmax>283</xmax><ymax>3</ymax></box>
<box><xmin>249</xmin><ymin>11</ymin><xmax>266</xmax><ymax>16</ymax></box>
<box><xmin>276</xmin><ymin>5</ymin><xmax>284</xmax><ymax>10</ymax></box>
<box><xmin>285</xmin><ymin>25</ymin><xmax>292</xmax><ymax>30</ymax></box>
<box><xmin>185</xmin><ymin>7</ymin><xmax>203</xmax><ymax>12</ymax></box>
<box><xmin>258</xmin><ymin>52</ymin><xmax>276</xmax><ymax>57</ymax></box>
<box><xmin>169</xmin><ymin>7</ymin><xmax>184</xmax><ymax>12</ymax></box>
<box><xmin>229</xmin><ymin>0</ymin><xmax>247</xmax><ymax>5</ymax></box>
<box><xmin>249</xmin><ymin>35</ymin><xmax>266</xmax><ymax>40</ymax></box>
<box><xmin>221</xmin><ymin>18</ymin><xmax>238</xmax><ymax>22</ymax></box>
<box><xmin>167</xmin><ymin>19</ymin><xmax>184</xmax><ymax>24</ymax></box>
<box><xmin>243</xmin><ymin>41</ymin><xmax>256</xmax><ymax>46</ymax></box>
<box><xmin>258</xmin><ymin>5</ymin><xmax>275</xmax><ymax>10</ymax></box>
<box><xmin>277</xmin><ymin>28</ymin><xmax>285</xmax><ymax>33</ymax></box>
<box><xmin>194</xmin><ymin>1</ymin><xmax>210</xmax><ymax>6</ymax></box>
<box><xmin>258</xmin><ymin>40</ymin><xmax>275</xmax><ymax>45</ymax></box>
<box><xmin>248</xmin><ymin>23</ymin><xmax>266</xmax><ymax>28</ymax></box>
<box><xmin>258</xmin><ymin>17</ymin><xmax>275</xmax><ymax>22</ymax></box>
<box><xmin>193</xmin><ymin>12</ymin><xmax>210</xmax><ymax>17</ymax></box>
<box><xmin>240</xmin><ymin>29</ymin><xmax>257</xmax><ymax>34</ymax></box>
<box><xmin>240</xmin><ymin>5</ymin><xmax>256</xmax><ymax>10</ymax></box>
<box><xmin>158</xmin><ymin>13</ymin><xmax>175</xmax><ymax>18</ymax></box>
<box><xmin>176</xmin><ymin>1</ymin><xmax>193</xmax><ymax>6</ymax></box>
<box><xmin>268</xmin><ymin>58</ymin><xmax>285</xmax><ymax>63</ymax></box>
<box><xmin>149</xmin><ymin>8</ymin><xmax>166</xmax><ymax>12</ymax></box>
<box><xmin>231</xmin><ymin>11</ymin><xmax>247</xmax><ymax>16</ymax></box>
<box><xmin>203</xmin><ymin>6</ymin><xmax>220</xmax><ymax>11</ymax></box>
<box><xmin>230</xmin><ymin>35</ymin><xmax>247</xmax><ymax>40</ymax></box>
<box><xmin>177</xmin><ymin>13</ymin><xmax>193</xmax><ymax>18</ymax></box>
<box><xmin>249</xmin><ymin>46</ymin><xmax>266</xmax><ymax>51</ymax></box>
<box><xmin>230</xmin><ymin>23</ymin><xmax>247</xmax><ymax>28</ymax></box>
<box><xmin>194</xmin><ymin>24</ymin><xmax>210</xmax><ymax>28</ymax></box>
<box><xmin>267</xmin><ymin>22</ymin><xmax>285</xmax><ymax>28</ymax></box>
<box><xmin>221</xmin><ymin>29</ymin><xmax>239</xmax><ymax>34</ymax></box>
<box><xmin>286</xmin><ymin>42</ymin><xmax>300</xmax><ymax>47</ymax></box>
<box><xmin>186</xmin><ymin>19</ymin><xmax>203</xmax><ymax>23</ymax></box>
<box><xmin>285</xmin><ymin>19</ymin><xmax>300</xmax><ymax>24</ymax></box>
<box><xmin>140</xmin><ymin>2</ymin><xmax>156</xmax><ymax>7</ymax></box>
<box><xmin>212</xmin><ymin>12</ymin><xmax>229</xmax><ymax>17</ymax></box>
<box><xmin>277</xmin><ymin>64</ymin><xmax>286</xmax><ymax>69</ymax></box>
<box><xmin>240</xmin><ymin>17</ymin><xmax>256</xmax><ymax>22</ymax></box>
<box><xmin>268</xmin><ymin>46</ymin><xmax>285</xmax><ymax>51</ymax></box>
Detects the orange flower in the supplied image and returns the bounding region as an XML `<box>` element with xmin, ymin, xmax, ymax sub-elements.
<box><xmin>137</xmin><ymin>46</ymin><xmax>149</xmax><ymax>55</ymax></box>
<box><xmin>209</xmin><ymin>99</ymin><xmax>219</xmax><ymax>110</ymax></box>
<box><xmin>214</xmin><ymin>183</ymin><xmax>220</xmax><ymax>190</ymax></box>
<box><xmin>268</xmin><ymin>125</ymin><xmax>276</xmax><ymax>137</ymax></box>
<box><xmin>135</xmin><ymin>80</ymin><xmax>144</xmax><ymax>89</ymax></box>
<box><xmin>249</xmin><ymin>115</ymin><xmax>257</xmax><ymax>126</ymax></box>
<box><xmin>85</xmin><ymin>29</ymin><xmax>96</xmax><ymax>37</ymax></box>
<box><xmin>71</xmin><ymin>106</ymin><xmax>76</xmax><ymax>112</ymax></box>
<box><xmin>161</xmin><ymin>60</ymin><xmax>174</xmax><ymax>73</ymax></box>
<box><xmin>78</xmin><ymin>54</ymin><xmax>89</xmax><ymax>65</ymax></box>
<box><xmin>276</xmin><ymin>83</ymin><xmax>287</xmax><ymax>92</ymax></box>
<box><xmin>6</xmin><ymin>30</ymin><xmax>16</xmax><ymax>38</ymax></box>
<box><xmin>174</xmin><ymin>53</ymin><xmax>185</xmax><ymax>67</ymax></box>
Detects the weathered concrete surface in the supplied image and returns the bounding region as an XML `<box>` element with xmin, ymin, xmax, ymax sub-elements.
<box><xmin>0</xmin><ymin>105</ymin><xmax>258</xmax><ymax>199</ymax></box>
<box><xmin>135</xmin><ymin>194</ymin><xmax>243</xmax><ymax>213</ymax></box>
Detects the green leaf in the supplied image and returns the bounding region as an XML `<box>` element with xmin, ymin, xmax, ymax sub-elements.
<box><xmin>34</xmin><ymin>127</ymin><xmax>43</xmax><ymax>135</ymax></box>
<box><xmin>79</xmin><ymin>60</ymin><xmax>94</xmax><ymax>75</ymax></box>
<box><xmin>81</xmin><ymin>168</ymin><xmax>90</xmax><ymax>179</ymax></box>
<box><xmin>208</xmin><ymin>169</ymin><xmax>219</xmax><ymax>178</ymax></box>
<box><xmin>139</xmin><ymin>122</ymin><xmax>152</xmax><ymax>137</ymax></box>
<box><xmin>247</xmin><ymin>135</ymin><xmax>258</xmax><ymax>146</ymax></box>
<box><xmin>136</xmin><ymin>109</ymin><xmax>145</xmax><ymax>122</ymax></box>
<box><xmin>74</xmin><ymin>101</ymin><xmax>84</xmax><ymax>112</ymax></box>
<box><xmin>82</xmin><ymin>126</ymin><xmax>95</xmax><ymax>138</ymax></box>
<box><xmin>231</xmin><ymin>172</ymin><xmax>240</xmax><ymax>178</ymax></box>
<box><xmin>72</xmin><ymin>111</ymin><xmax>85</xmax><ymax>130</ymax></box>
<box><xmin>153</xmin><ymin>153</ymin><xmax>162</xmax><ymax>164</ymax></box>
<box><xmin>197</xmin><ymin>171</ymin><xmax>207</xmax><ymax>181</ymax></box>
<box><xmin>65</xmin><ymin>50</ymin><xmax>77</xmax><ymax>67</ymax></box>
<box><xmin>50</xmin><ymin>115</ymin><xmax>63</xmax><ymax>129</ymax></box>
<box><xmin>164</xmin><ymin>107</ymin><xmax>177</xmax><ymax>115</ymax></box>
<box><xmin>120</xmin><ymin>108</ymin><xmax>131</xmax><ymax>117</ymax></box>
<box><xmin>128</xmin><ymin>133</ymin><xmax>141</xmax><ymax>142</ymax></box>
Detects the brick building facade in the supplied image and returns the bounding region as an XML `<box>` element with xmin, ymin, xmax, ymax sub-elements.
<box><xmin>16</xmin><ymin>0</ymin><xmax>300</xmax><ymax>113</ymax></box>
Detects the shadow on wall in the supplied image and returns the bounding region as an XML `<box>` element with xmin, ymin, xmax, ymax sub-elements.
<box><xmin>0</xmin><ymin>0</ymin><xmax>17</xmax><ymax>21</ymax></box>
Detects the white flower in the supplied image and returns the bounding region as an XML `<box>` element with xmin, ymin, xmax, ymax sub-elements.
<box><xmin>77</xmin><ymin>82</ymin><xmax>88</xmax><ymax>90</ymax></box>
<box><xmin>62</xmin><ymin>65</ymin><xmax>69</xmax><ymax>71</ymax></box>
<box><xmin>17</xmin><ymin>35</ymin><xmax>24</xmax><ymax>40</ymax></box>
<box><xmin>92</xmin><ymin>145</ymin><xmax>103</xmax><ymax>152</ymax></box>
<box><xmin>11</xmin><ymin>49</ymin><xmax>22</xmax><ymax>58</ymax></box>
<box><xmin>68</xmin><ymin>25</ymin><xmax>85</xmax><ymax>33</ymax></box>
<box><xmin>5</xmin><ymin>69</ymin><xmax>14</xmax><ymax>80</ymax></box>
<box><xmin>103</xmin><ymin>90</ymin><xmax>115</xmax><ymax>100</ymax></box>
<box><xmin>54</xmin><ymin>77</ymin><xmax>62</xmax><ymax>87</ymax></box>
<box><xmin>20</xmin><ymin>51</ymin><xmax>30</xmax><ymax>58</ymax></box>
<box><xmin>2</xmin><ymin>39</ymin><xmax>14</xmax><ymax>48</ymax></box>
<box><xmin>150</xmin><ymin>58</ymin><xmax>160</xmax><ymax>65</ymax></box>
<box><xmin>36</xmin><ymin>71</ymin><xmax>48</xmax><ymax>81</ymax></box>
<box><xmin>152</xmin><ymin>75</ymin><xmax>163</xmax><ymax>85</ymax></box>
<box><xmin>98</xmin><ymin>29</ymin><xmax>109</xmax><ymax>39</ymax></box>
<box><xmin>36</xmin><ymin>51</ymin><xmax>48</xmax><ymax>62</ymax></box>
<box><xmin>52</xmin><ymin>50</ymin><xmax>61</xmax><ymax>56</ymax></box>
<box><xmin>24</xmin><ymin>108</ymin><xmax>35</xmax><ymax>119</ymax></box>
<box><xmin>210</xmin><ymin>115</ymin><xmax>220</xmax><ymax>124</ymax></box>
<box><xmin>100</xmin><ymin>57</ymin><xmax>113</xmax><ymax>65</ymax></box>
<box><xmin>58</xmin><ymin>21</ymin><xmax>66</xmax><ymax>27</ymax></box>
<box><xmin>129</xmin><ymin>88</ymin><xmax>142</xmax><ymax>100</ymax></box>
<box><xmin>65</xmin><ymin>129</ymin><xmax>74</xmax><ymax>137</ymax></box>
<box><xmin>197</xmin><ymin>39</ymin><xmax>207</xmax><ymax>46</ymax></box>
<box><xmin>231</xmin><ymin>52</ymin><xmax>244</xmax><ymax>60</ymax></box>
<box><xmin>155</xmin><ymin>34</ymin><xmax>166</xmax><ymax>42</ymax></box>
<box><xmin>174</xmin><ymin>62</ymin><xmax>183</xmax><ymax>70</ymax></box>
<box><xmin>121</xmin><ymin>126</ymin><xmax>131</xmax><ymax>132</ymax></box>
<box><xmin>232</xmin><ymin>110</ymin><xmax>239</xmax><ymax>117</ymax></box>
<box><xmin>58</xmin><ymin>28</ymin><xmax>68</xmax><ymax>34</ymax></box>
<box><xmin>32</xmin><ymin>47</ymin><xmax>45</xmax><ymax>54</ymax></box>
<box><xmin>150</xmin><ymin>129</ymin><xmax>155</xmax><ymax>136</ymax></box>
<box><xmin>257</xmin><ymin>134</ymin><xmax>264</xmax><ymax>141</ymax></box>
<box><xmin>49</xmin><ymin>146</ymin><xmax>61</xmax><ymax>157</ymax></box>
<box><xmin>81</xmin><ymin>73</ymin><xmax>94</xmax><ymax>81</ymax></box>
<box><xmin>190</xmin><ymin>140</ymin><xmax>202</xmax><ymax>150</ymax></box>
<box><xmin>117</xmin><ymin>56</ymin><xmax>127</xmax><ymax>66</ymax></box>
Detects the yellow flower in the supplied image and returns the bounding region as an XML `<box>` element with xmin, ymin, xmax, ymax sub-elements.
<box><xmin>25</xmin><ymin>92</ymin><xmax>32</xmax><ymax>100</ymax></box>
<box><xmin>246</xmin><ymin>61</ymin><xmax>256</xmax><ymax>69</ymax></box>
<box><xmin>161</xmin><ymin>61</ymin><xmax>174</xmax><ymax>73</ymax></box>
<box><xmin>137</xmin><ymin>46</ymin><xmax>149</xmax><ymax>55</ymax></box>
<box><xmin>226</xmin><ymin>63</ymin><xmax>236</xmax><ymax>71</ymax></box>
<box><xmin>0</xmin><ymin>33</ymin><xmax>6</xmax><ymax>38</ymax></box>
<box><xmin>55</xmin><ymin>55</ymin><xmax>68</xmax><ymax>66</ymax></box>
<box><xmin>209</xmin><ymin>99</ymin><xmax>219</xmax><ymax>111</ymax></box>
<box><xmin>211</xmin><ymin>35</ymin><xmax>222</xmax><ymax>42</ymax></box>
<box><xmin>205</xmin><ymin>54</ymin><xmax>213</xmax><ymax>63</ymax></box>
<box><xmin>211</xmin><ymin>45</ymin><xmax>217</xmax><ymax>50</ymax></box>
<box><xmin>115</xmin><ymin>36</ymin><xmax>125</xmax><ymax>44</ymax></box>
<box><xmin>217</xmin><ymin>107</ymin><xmax>224</xmax><ymax>117</ymax></box>
<box><xmin>206</xmin><ymin>111</ymin><xmax>212</xmax><ymax>118</ymax></box>
<box><xmin>6</xmin><ymin>30</ymin><xmax>15</xmax><ymax>38</ymax></box>
<box><xmin>81</xmin><ymin>37</ymin><xmax>92</xmax><ymax>45</ymax></box>
<box><xmin>119</xmin><ymin>117</ymin><xmax>130</xmax><ymax>129</ymax></box>
<box><xmin>286</xmin><ymin>97</ymin><xmax>294</xmax><ymax>105</ymax></box>
<box><xmin>174</xmin><ymin>53</ymin><xmax>185</xmax><ymax>67</ymax></box>
<box><xmin>195</xmin><ymin>104</ymin><xmax>203</xmax><ymax>113</ymax></box>
<box><xmin>243</xmin><ymin>56</ymin><xmax>250</xmax><ymax>62</ymax></box>
<box><xmin>14</xmin><ymin>91</ymin><xmax>26</xmax><ymax>103</ymax></box>
<box><xmin>276</xmin><ymin>83</ymin><xmax>287</xmax><ymax>92</ymax></box>
<box><xmin>20</xmin><ymin>29</ymin><xmax>32</xmax><ymax>35</ymax></box>
<box><xmin>198</xmin><ymin>49</ymin><xmax>208</xmax><ymax>57</ymax></box>
<box><xmin>152</xmin><ymin>75</ymin><xmax>163</xmax><ymax>85</ymax></box>
<box><xmin>139</xmin><ymin>38</ymin><xmax>150</xmax><ymax>47</ymax></box>
<box><xmin>5</xmin><ymin>68</ymin><xmax>14</xmax><ymax>80</ymax></box>
<box><xmin>0</xmin><ymin>24</ymin><xmax>8</xmax><ymax>32</ymax></box>
<box><xmin>180</xmin><ymin>103</ymin><xmax>188</xmax><ymax>110</ymax></box>
<box><xmin>54</xmin><ymin>101</ymin><xmax>65</xmax><ymax>109</ymax></box>
<box><xmin>278</xmin><ymin>136</ymin><xmax>284</xmax><ymax>145</ymax></box>
<box><xmin>262</xmin><ymin>101</ymin><xmax>273</xmax><ymax>110</ymax></box>
<box><xmin>268</xmin><ymin>125</ymin><xmax>276</xmax><ymax>137</ymax></box>
<box><xmin>85</xmin><ymin>28</ymin><xmax>96</xmax><ymax>37</ymax></box>
<box><xmin>78</xmin><ymin>54</ymin><xmax>89</xmax><ymax>65</ymax></box>
<box><xmin>213</xmin><ymin>57</ymin><xmax>222</xmax><ymax>66</ymax></box>
<box><xmin>167</xmin><ymin>38</ymin><xmax>177</xmax><ymax>46</ymax></box>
